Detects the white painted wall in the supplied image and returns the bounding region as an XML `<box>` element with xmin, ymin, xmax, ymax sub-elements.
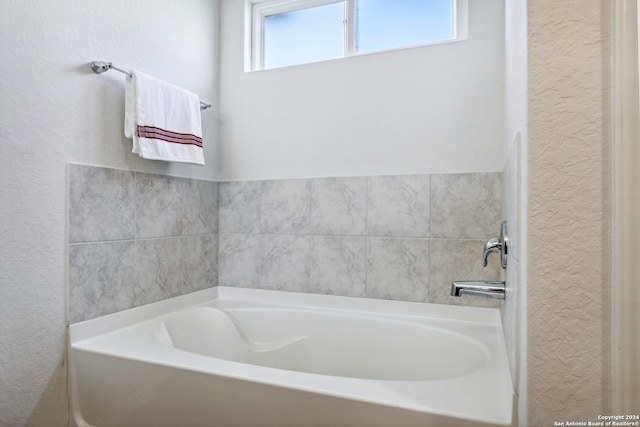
<box><xmin>503</xmin><ymin>0</ymin><xmax>528</xmax><ymax>423</ymax></box>
<box><xmin>219</xmin><ymin>0</ymin><xmax>505</xmax><ymax>181</ymax></box>
<box><xmin>0</xmin><ymin>1</ymin><xmax>219</xmax><ymax>425</ymax></box>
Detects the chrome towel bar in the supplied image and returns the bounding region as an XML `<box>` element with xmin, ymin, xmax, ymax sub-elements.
<box><xmin>90</xmin><ymin>61</ymin><xmax>212</xmax><ymax>111</ymax></box>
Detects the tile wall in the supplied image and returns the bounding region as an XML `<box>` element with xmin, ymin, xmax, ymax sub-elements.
<box><xmin>68</xmin><ymin>165</ymin><xmax>503</xmax><ymax>323</ymax></box>
<box><xmin>218</xmin><ymin>173</ymin><xmax>504</xmax><ymax>308</ymax></box>
<box><xmin>68</xmin><ymin>164</ymin><xmax>218</xmax><ymax>323</ymax></box>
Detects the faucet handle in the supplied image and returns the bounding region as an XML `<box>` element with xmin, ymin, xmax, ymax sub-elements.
<box><xmin>482</xmin><ymin>237</ymin><xmax>501</xmax><ymax>267</ymax></box>
<box><xmin>482</xmin><ymin>221</ymin><xmax>508</xmax><ymax>269</ymax></box>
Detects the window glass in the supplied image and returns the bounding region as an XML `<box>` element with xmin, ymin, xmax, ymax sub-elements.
<box><xmin>252</xmin><ymin>0</ymin><xmax>463</xmax><ymax>71</ymax></box>
<box><xmin>264</xmin><ymin>2</ymin><xmax>345</xmax><ymax>69</ymax></box>
<box><xmin>356</xmin><ymin>0</ymin><xmax>454</xmax><ymax>54</ymax></box>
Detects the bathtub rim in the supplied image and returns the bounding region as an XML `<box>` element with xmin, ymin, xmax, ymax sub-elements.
<box><xmin>70</xmin><ymin>286</ymin><xmax>504</xmax><ymax>339</ymax></box>
<box><xmin>69</xmin><ymin>286</ymin><xmax>514</xmax><ymax>426</ymax></box>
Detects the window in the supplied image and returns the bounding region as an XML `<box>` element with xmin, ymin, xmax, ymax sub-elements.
<box><xmin>247</xmin><ymin>0</ymin><xmax>468</xmax><ymax>71</ymax></box>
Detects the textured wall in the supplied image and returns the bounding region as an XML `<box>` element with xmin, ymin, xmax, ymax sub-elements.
<box><xmin>0</xmin><ymin>1</ymin><xmax>219</xmax><ymax>425</ymax></box>
<box><xmin>527</xmin><ymin>0</ymin><xmax>611</xmax><ymax>423</ymax></box>
<box><xmin>218</xmin><ymin>173</ymin><xmax>504</xmax><ymax>308</ymax></box>
<box><xmin>68</xmin><ymin>165</ymin><xmax>218</xmax><ymax>323</ymax></box>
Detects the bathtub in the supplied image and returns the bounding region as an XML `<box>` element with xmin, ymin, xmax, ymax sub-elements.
<box><xmin>69</xmin><ymin>287</ymin><xmax>513</xmax><ymax>427</ymax></box>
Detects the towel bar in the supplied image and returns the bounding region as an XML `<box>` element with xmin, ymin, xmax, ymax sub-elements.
<box><xmin>91</xmin><ymin>61</ymin><xmax>212</xmax><ymax>111</ymax></box>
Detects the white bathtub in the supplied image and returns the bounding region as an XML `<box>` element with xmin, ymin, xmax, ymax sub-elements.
<box><xmin>69</xmin><ymin>287</ymin><xmax>513</xmax><ymax>427</ymax></box>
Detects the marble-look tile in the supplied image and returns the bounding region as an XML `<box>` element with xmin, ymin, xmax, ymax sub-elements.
<box><xmin>69</xmin><ymin>241</ymin><xmax>135</xmax><ymax>323</ymax></box>
<box><xmin>260</xmin><ymin>235</ymin><xmax>311</xmax><ymax>292</ymax></box>
<box><xmin>218</xmin><ymin>181</ymin><xmax>262</xmax><ymax>233</ymax></box>
<box><xmin>309</xmin><ymin>236</ymin><xmax>366</xmax><ymax>297</ymax></box>
<box><xmin>366</xmin><ymin>237</ymin><xmax>429</xmax><ymax>302</ymax></box>
<box><xmin>69</xmin><ymin>169</ymin><xmax>513</xmax><ymax>318</ymax></box>
<box><xmin>135</xmin><ymin>172</ymin><xmax>184</xmax><ymax>238</ymax></box>
<box><xmin>135</xmin><ymin>238</ymin><xmax>183</xmax><ymax>306</ymax></box>
<box><xmin>429</xmin><ymin>238</ymin><xmax>501</xmax><ymax>308</ymax></box>
<box><xmin>69</xmin><ymin>164</ymin><xmax>135</xmax><ymax>243</ymax></box>
<box><xmin>217</xmin><ymin>233</ymin><xmax>262</xmax><ymax>288</ymax></box>
<box><xmin>182</xmin><ymin>234</ymin><xmax>218</xmax><ymax>293</ymax></box>
<box><xmin>367</xmin><ymin>175</ymin><xmax>430</xmax><ymax>238</ymax></box>
<box><xmin>260</xmin><ymin>179</ymin><xmax>311</xmax><ymax>234</ymax></box>
<box><xmin>430</xmin><ymin>173</ymin><xmax>502</xmax><ymax>239</ymax></box>
<box><xmin>183</xmin><ymin>179</ymin><xmax>218</xmax><ymax>235</ymax></box>
<box><xmin>310</xmin><ymin>177</ymin><xmax>367</xmax><ymax>236</ymax></box>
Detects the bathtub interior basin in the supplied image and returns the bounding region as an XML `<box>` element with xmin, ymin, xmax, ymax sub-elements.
<box><xmin>69</xmin><ymin>287</ymin><xmax>514</xmax><ymax>427</ymax></box>
<box><xmin>163</xmin><ymin>305</ymin><xmax>490</xmax><ymax>381</ymax></box>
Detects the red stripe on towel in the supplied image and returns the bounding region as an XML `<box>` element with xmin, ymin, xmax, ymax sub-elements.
<box><xmin>137</xmin><ymin>125</ymin><xmax>203</xmax><ymax>148</ymax></box>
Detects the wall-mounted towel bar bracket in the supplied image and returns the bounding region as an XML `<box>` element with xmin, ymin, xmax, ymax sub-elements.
<box><xmin>90</xmin><ymin>61</ymin><xmax>212</xmax><ymax>111</ymax></box>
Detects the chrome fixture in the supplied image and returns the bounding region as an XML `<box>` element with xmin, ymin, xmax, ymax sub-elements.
<box><xmin>90</xmin><ymin>61</ymin><xmax>213</xmax><ymax>110</ymax></box>
<box><xmin>450</xmin><ymin>221</ymin><xmax>509</xmax><ymax>300</ymax></box>
<box><xmin>450</xmin><ymin>281</ymin><xmax>506</xmax><ymax>300</ymax></box>
<box><xmin>483</xmin><ymin>221</ymin><xmax>508</xmax><ymax>269</ymax></box>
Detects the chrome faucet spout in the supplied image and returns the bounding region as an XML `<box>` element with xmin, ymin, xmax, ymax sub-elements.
<box><xmin>450</xmin><ymin>281</ymin><xmax>506</xmax><ymax>300</ymax></box>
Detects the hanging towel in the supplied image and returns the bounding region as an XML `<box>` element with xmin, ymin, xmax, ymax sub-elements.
<box><xmin>125</xmin><ymin>70</ymin><xmax>205</xmax><ymax>165</ymax></box>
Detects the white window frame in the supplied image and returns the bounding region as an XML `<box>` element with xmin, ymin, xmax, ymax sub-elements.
<box><xmin>245</xmin><ymin>0</ymin><xmax>468</xmax><ymax>72</ymax></box>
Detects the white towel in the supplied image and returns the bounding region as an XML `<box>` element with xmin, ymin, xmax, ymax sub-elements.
<box><xmin>125</xmin><ymin>70</ymin><xmax>205</xmax><ymax>165</ymax></box>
